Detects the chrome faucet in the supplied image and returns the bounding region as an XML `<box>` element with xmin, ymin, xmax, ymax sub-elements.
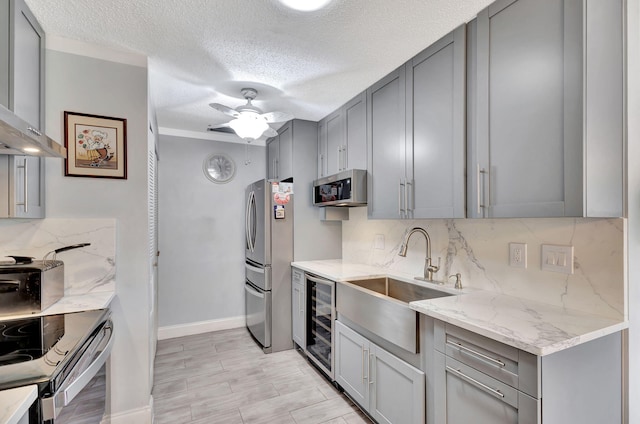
<box><xmin>398</xmin><ymin>227</ymin><xmax>440</xmax><ymax>282</ymax></box>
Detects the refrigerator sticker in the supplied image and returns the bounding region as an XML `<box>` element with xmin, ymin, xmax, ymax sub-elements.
<box><xmin>274</xmin><ymin>192</ymin><xmax>290</xmax><ymax>205</ymax></box>
<box><xmin>272</xmin><ymin>181</ymin><xmax>294</xmax><ymax>195</ymax></box>
<box><xmin>274</xmin><ymin>205</ymin><xmax>285</xmax><ymax>219</ymax></box>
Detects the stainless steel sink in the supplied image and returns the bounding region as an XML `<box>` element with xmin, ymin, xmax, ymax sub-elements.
<box><xmin>336</xmin><ymin>277</ymin><xmax>454</xmax><ymax>353</ymax></box>
<box><xmin>346</xmin><ymin>277</ymin><xmax>453</xmax><ymax>303</ymax></box>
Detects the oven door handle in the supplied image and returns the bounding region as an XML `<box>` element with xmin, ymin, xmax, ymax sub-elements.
<box><xmin>42</xmin><ymin>321</ymin><xmax>114</xmax><ymax>421</ymax></box>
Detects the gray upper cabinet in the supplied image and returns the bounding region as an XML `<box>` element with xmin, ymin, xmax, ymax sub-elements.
<box><xmin>407</xmin><ymin>25</ymin><xmax>466</xmax><ymax>219</ymax></box>
<box><xmin>0</xmin><ymin>155</ymin><xmax>45</xmax><ymax>218</ymax></box>
<box><xmin>467</xmin><ymin>0</ymin><xmax>624</xmax><ymax>218</ymax></box>
<box><xmin>368</xmin><ymin>25</ymin><xmax>466</xmax><ymax>219</ymax></box>
<box><xmin>267</xmin><ymin>121</ymin><xmax>293</xmax><ymax>180</ymax></box>
<box><xmin>1</xmin><ymin>0</ymin><xmax>45</xmax><ymax>135</ymax></box>
<box><xmin>317</xmin><ymin>92</ymin><xmax>367</xmax><ymax>178</ymax></box>
<box><xmin>367</xmin><ymin>66</ymin><xmax>406</xmax><ymax>219</ymax></box>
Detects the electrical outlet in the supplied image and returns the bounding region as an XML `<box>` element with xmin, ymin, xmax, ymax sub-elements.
<box><xmin>509</xmin><ymin>243</ymin><xmax>527</xmax><ymax>268</ymax></box>
<box><xmin>541</xmin><ymin>244</ymin><xmax>574</xmax><ymax>274</ymax></box>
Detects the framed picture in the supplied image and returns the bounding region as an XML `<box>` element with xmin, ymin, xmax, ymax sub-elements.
<box><xmin>64</xmin><ymin>111</ymin><xmax>127</xmax><ymax>179</ymax></box>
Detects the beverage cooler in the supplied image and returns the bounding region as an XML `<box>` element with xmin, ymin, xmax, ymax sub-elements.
<box><xmin>304</xmin><ymin>273</ymin><xmax>335</xmax><ymax>379</ymax></box>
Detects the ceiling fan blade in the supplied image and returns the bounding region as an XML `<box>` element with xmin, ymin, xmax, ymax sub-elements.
<box><xmin>209</xmin><ymin>103</ymin><xmax>240</xmax><ymax>118</ymax></box>
<box><xmin>207</xmin><ymin>122</ymin><xmax>231</xmax><ymax>129</ymax></box>
<box><xmin>260</xmin><ymin>111</ymin><xmax>293</xmax><ymax>123</ymax></box>
<box><xmin>263</xmin><ymin>127</ymin><xmax>278</xmax><ymax>138</ymax></box>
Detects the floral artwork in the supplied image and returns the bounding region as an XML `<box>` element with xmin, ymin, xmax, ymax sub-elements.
<box><xmin>64</xmin><ymin>112</ymin><xmax>127</xmax><ymax>179</ymax></box>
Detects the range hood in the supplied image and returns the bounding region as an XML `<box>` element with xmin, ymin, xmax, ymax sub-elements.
<box><xmin>0</xmin><ymin>105</ymin><xmax>66</xmax><ymax>157</ymax></box>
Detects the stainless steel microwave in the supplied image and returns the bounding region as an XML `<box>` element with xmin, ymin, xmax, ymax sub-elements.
<box><xmin>313</xmin><ymin>169</ymin><xmax>367</xmax><ymax>207</ymax></box>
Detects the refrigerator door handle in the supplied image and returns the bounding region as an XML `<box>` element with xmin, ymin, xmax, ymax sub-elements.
<box><xmin>245</xmin><ymin>262</ymin><xmax>265</xmax><ymax>274</ymax></box>
<box><xmin>245</xmin><ymin>283</ymin><xmax>265</xmax><ymax>299</ymax></box>
<box><xmin>245</xmin><ymin>191</ymin><xmax>252</xmax><ymax>251</ymax></box>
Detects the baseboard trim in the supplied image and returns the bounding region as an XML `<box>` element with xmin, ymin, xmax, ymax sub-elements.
<box><xmin>107</xmin><ymin>400</ymin><xmax>153</xmax><ymax>424</ymax></box>
<box><xmin>157</xmin><ymin>316</ymin><xmax>245</xmax><ymax>340</ymax></box>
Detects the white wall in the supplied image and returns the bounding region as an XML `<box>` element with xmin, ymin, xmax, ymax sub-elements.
<box><xmin>44</xmin><ymin>44</ymin><xmax>153</xmax><ymax>421</ymax></box>
<box><xmin>157</xmin><ymin>135</ymin><xmax>265</xmax><ymax>330</ymax></box>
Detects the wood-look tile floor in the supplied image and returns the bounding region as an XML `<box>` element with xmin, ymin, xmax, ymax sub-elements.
<box><xmin>152</xmin><ymin>327</ymin><xmax>372</xmax><ymax>424</ymax></box>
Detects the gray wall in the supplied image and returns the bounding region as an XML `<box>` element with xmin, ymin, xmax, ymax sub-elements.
<box><xmin>157</xmin><ymin>135</ymin><xmax>265</xmax><ymax>327</ymax></box>
<box><xmin>44</xmin><ymin>49</ymin><xmax>152</xmax><ymax>420</ymax></box>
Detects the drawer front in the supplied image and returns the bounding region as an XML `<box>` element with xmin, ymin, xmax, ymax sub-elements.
<box><xmin>435</xmin><ymin>321</ymin><xmax>538</xmax><ymax>398</ymax></box>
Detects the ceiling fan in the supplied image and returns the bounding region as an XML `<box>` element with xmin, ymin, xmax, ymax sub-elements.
<box><xmin>208</xmin><ymin>88</ymin><xmax>293</xmax><ymax>142</ymax></box>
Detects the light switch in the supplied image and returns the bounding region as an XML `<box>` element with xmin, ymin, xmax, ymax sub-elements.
<box><xmin>541</xmin><ymin>244</ymin><xmax>574</xmax><ymax>274</ymax></box>
<box><xmin>374</xmin><ymin>234</ymin><xmax>385</xmax><ymax>250</ymax></box>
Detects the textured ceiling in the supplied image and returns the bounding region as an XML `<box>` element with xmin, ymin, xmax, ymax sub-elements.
<box><xmin>24</xmin><ymin>0</ymin><xmax>493</xmax><ymax>141</ymax></box>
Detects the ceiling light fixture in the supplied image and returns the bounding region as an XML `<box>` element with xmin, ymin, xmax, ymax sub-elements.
<box><xmin>228</xmin><ymin>112</ymin><xmax>270</xmax><ymax>141</ymax></box>
<box><xmin>208</xmin><ymin>88</ymin><xmax>293</xmax><ymax>142</ymax></box>
<box><xmin>278</xmin><ymin>0</ymin><xmax>332</xmax><ymax>12</ymax></box>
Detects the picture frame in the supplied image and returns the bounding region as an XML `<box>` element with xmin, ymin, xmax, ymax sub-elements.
<box><xmin>64</xmin><ymin>111</ymin><xmax>127</xmax><ymax>179</ymax></box>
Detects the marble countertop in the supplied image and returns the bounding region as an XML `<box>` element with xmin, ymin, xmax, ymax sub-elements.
<box><xmin>0</xmin><ymin>291</ymin><xmax>115</xmax><ymax>321</ymax></box>
<box><xmin>292</xmin><ymin>259</ymin><xmax>627</xmax><ymax>356</ymax></box>
<box><xmin>0</xmin><ymin>385</ymin><xmax>36</xmax><ymax>424</ymax></box>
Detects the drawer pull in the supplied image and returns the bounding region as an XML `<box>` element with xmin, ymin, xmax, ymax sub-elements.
<box><xmin>447</xmin><ymin>340</ymin><xmax>506</xmax><ymax>368</ymax></box>
<box><xmin>446</xmin><ymin>366</ymin><xmax>505</xmax><ymax>399</ymax></box>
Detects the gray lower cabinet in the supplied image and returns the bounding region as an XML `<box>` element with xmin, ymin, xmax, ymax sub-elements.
<box><xmin>335</xmin><ymin>320</ymin><xmax>425</xmax><ymax>424</ymax></box>
<box><xmin>467</xmin><ymin>0</ymin><xmax>624</xmax><ymax>218</ymax></box>
<box><xmin>0</xmin><ymin>155</ymin><xmax>44</xmax><ymax>218</ymax></box>
<box><xmin>368</xmin><ymin>25</ymin><xmax>466</xmax><ymax>219</ymax></box>
<box><xmin>0</xmin><ymin>0</ymin><xmax>45</xmax><ymax>136</ymax></box>
<box><xmin>291</xmin><ymin>267</ymin><xmax>305</xmax><ymax>348</ymax></box>
<box><xmin>431</xmin><ymin>319</ymin><xmax>622</xmax><ymax>424</ymax></box>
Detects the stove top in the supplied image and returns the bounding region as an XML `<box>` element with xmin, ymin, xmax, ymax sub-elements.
<box><xmin>0</xmin><ymin>309</ymin><xmax>109</xmax><ymax>391</ymax></box>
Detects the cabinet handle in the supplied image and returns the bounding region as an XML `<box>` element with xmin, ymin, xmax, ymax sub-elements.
<box><xmin>342</xmin><ymin>145</ymin><xmax>347</xmax><ymax>171</ymax></box>
<box><xmin>477</xmin><ymin>164</ymin><xmax>487</xmax><ymax>216</ymax></box>
<box><xmin>362</xmin><ymin>347</ymin><xmax>368</xmax><ymax>382</ymax></box>
<box><xmin>320</xmin><ymin>154</ymin><xmax>324</xmax><ymax>177</ymax></box>
<box><xmin>446</xmin><ymin>340</ymin><xmax>506</xmax><ymax>368</ymax></box>
<box><xmin>446</xmin><ymin>366</ymin><xmax>505</xmax><ymax>399</ymax></box>
<box><xmin>337</xmin><ymin>146</ymin><xmax>342</xmax><ymax>171</ymax></box>
<box><xmin>15</xmin><ymin>158</ymin><xmax>28</xmax><ymax>213</ymax></box>
<box><xmin>399</xmin><ymin>179</ymin><xmax>405</xmax><ymax>217</ymax></box>
<box><xmin>369</xmin><ymin>353</ymin><xmax>375</xmax><ymax>385</ymax></box>
<box><xmin>23</xmin><ymin>158</ymin><xmax>28</xmax><ymax>213</ymax></box>
<box><xmin>406</xmin><ymin>179</ymin><xmax>413</xmax><ymax>215</ymax></box>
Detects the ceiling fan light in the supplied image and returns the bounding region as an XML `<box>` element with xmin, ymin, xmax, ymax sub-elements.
<box><xmin>278</xmin><ymin>0</ymin><xmax>332</xmax><ymax>11</ymax></box>
<box><xmin>229</xmin><ymin>113</ymin><xmax>269</xmax><ymax>141</ymax></box>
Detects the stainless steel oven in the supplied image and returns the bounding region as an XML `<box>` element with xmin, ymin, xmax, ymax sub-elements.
<box><xmin>304</xmin><ymin>273</ymin><xmax>335</xmax><ymax>379</ymax></box>
<box><xmin>0</xmin><ymin>309</ymin><xmax>113</xmax><ymax>423</ymax></box>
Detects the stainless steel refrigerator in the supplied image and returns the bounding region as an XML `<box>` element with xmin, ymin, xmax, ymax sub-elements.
<box><xmin>244</xmin><ymin>178</ymin><xmax>293</xmax><ymax>353</ymax></box>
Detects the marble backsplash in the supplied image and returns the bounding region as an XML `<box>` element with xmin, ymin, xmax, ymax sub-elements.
<box><xmin>342</xmin><ymin>207</ymin><xmax>625</xmax><ymax>320</ymax></box>
<box><xmin>0</xmin><ymin>218</ymin><xmax>115</xmax><ymax>295</ymax></box>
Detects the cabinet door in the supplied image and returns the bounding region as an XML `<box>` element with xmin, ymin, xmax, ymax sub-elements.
<box><xmin>0</xmin><ymin>2</ymin><xmax>9</xmax><ymax>109</ymax></box>
<box><xmin>435</xmin><ymin>352</ymin><xmax>537</xmax><ymax>424</ymax></box>
<box><xmin>367</xmin><ymin>66</ymin><xmax>406</xmax><ymax>219</ymax></box>
<box><xmin>469</xmin><ymin>0</ymin><xmax>582</xmax><ymax>218</ymax></box>
<box><xmin>370</xmin><ymin>345</ymin><xmax>425</xmax><ymax>424</ymax></box>
<box><xmin>335</xmin><ymin>321</ymin><xmax>370</xmax><ymax>410</ymax></box>
<box><xmin>11</xmin><ymin>0</ymin><xmax>45</xmax><ymax>132</ymax></box>
<box><xmin>407</xmin><ymin>25</ymin><xmax>465</xmax><ymax>219</ymax></box>
<box><xmin>267</xmin><ymin>137</ymin><xmax>279</xmax><ymax>180</ymax></box>
<box><xmin>6</xmin><ymin>155</ymin><xmax>44</xmax><ymax>218</ymax></box>
<box><xmin>278</xmin><ymin>122</ymin><xmax>293</xmax><ymax>180</ymax></box>
<box><xmin>291</xmin><ymin>269</ymin><xmax>305</xmax><ymax>348</ymax></box>
<box><xmin>317</xmin><ymin>119</ymin><xmax>327</xmax><ymax>178</ymax></box>
<box><xmin>324</xmin><ymin>110</ymin><xmax>344</xmax><ymax>175</ymax></box>
<box><xmin>344</xmin><ymin>92</ymin><xmax>367</xmax><ymax>171</ymax></box>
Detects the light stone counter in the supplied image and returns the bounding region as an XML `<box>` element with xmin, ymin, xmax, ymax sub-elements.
<box><xmin>292</xmin><ymin>259</ymin><xmax>627</xmax><ymax>356</ymax></box>
<box><xmin>0</xmin><ymin>291</ymin><xmax>115</xmax><ymax>322</ymax></box>
<box><xmin>0</xmin><ymin>385</ymin><xmax>36</xmax><ymax>424</ymax></box>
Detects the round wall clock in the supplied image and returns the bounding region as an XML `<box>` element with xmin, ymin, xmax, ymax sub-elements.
<box><xmin>203</xmin><ymin>153</ymin><xmax>236</xmax><ymax>183</ymax></box>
